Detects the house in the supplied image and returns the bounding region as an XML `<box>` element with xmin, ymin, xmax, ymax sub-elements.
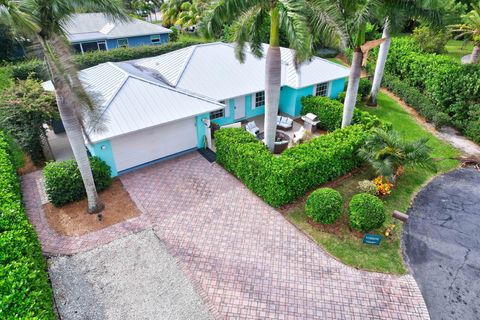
<box><xmin>63</xmin><ymin>13</ymin><xmax>171</xmax><ymax>54</ymax></box>
<box><xmin>46</xmin><ymin>42</ymin><xmax>349</xmax><ymax>176</ymax></box>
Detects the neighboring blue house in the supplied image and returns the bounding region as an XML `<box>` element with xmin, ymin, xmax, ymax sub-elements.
<box><xmin>63</xmin><ymin>13</ymin><xmax>171</xmax><ymax>54</ymax></box>
<box><xmin>44</xmin><ymin>42</ymin><xmax>349</xmax><ymax>176</ymax></box>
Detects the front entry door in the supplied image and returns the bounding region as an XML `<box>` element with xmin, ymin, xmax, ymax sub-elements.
<box><xmin>234</xmin><ymin>96</ymin><xmax>245</xmax><ymax>120</ymax></box>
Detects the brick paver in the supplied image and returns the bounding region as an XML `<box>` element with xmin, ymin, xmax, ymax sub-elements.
<box><xmin>22</xmin><ymin>152</ymin><xmax>429</xmax><ymax>318</ymax></box>
<box><xmin>120</xmin><ymin>153</ymin><xmax>430</xmax><ymax>320</ymax></box>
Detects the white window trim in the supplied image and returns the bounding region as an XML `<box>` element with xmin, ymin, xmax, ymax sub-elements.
<box><xmin>117</xmin><ymin>38</ymin><xmax>129</xmax><ymax>48</ymax></box>
<box><xmin>150</xmin><ymin>35</ymin><xmax>161</xmax><ymax>44</ymax></box>
<box><xmin>313</xmin><ymin>82</ymin><xmax>330</xmax><ymax>97</ymax></box>
<box><xmin>224</xmin><ymin>100</ymin><xmax>230</xmax><ymax>118</ymax></box>
<box><xmin>209</xmin><ymin>109</ymin><xmax>225</xmax><ymax>120</ymax></box>
<box><xmin>254</xmin><ymin>91</ymin><xmax>265</xmax><ymax>109</ymax></box>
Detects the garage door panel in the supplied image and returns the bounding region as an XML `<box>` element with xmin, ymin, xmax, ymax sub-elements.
<box><xmin>110</xmin><ymin>118</ymin><xmax>197</xmax><ymax>172</ymax></box>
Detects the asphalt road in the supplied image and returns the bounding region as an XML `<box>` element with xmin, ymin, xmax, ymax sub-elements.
<box><xmin>404</xmin><ymin>168</ymin><xmax>480</xmax><ymax>320</ymax></box>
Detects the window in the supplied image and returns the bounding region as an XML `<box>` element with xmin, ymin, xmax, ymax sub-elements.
<box><xmin>97</xmin><ymin>41</ymin><xmax>107</xmax><ymax>51</ymax></box>
<box><xmin>315</xmin><ymin>82</ymin><xmax>328</xmax><ymax>96</ymax></box>
<box><xmin>255</xmin><ymin>91</ymin><xmax>265</xmax><ymax>108</ymax></box>
<box><xmin>117</xmin><ymin>38</ymin><xmax>128</xmax><ymax>48</ymax></box>
<box><xmin>82</xmin><ymin>42</ymin><xmax>100</xmax><ymax>52</ymax></box>
<box><xmin>72</xmin><ymin>43</ymin><xmax>82</xmax><ymax>54</ymax></box>
<box><xmin>151</xmin><ymin>35</ymin><xmax>161</xmax><ymax>44</ymax></box>
<box><xmin>210</xmin><ymin>109</ymin><xmax>224</xmax><ymax>120</ymax></box>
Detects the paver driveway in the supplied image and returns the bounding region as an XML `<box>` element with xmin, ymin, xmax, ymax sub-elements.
<box><xmin>121</xmin><ymin>153</ymin><xmax>429</xmax><ymax>319</ymax></box>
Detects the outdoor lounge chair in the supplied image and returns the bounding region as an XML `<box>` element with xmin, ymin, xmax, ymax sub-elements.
<box><xmin>245</xmin><ymin>121</ymin><xmax>260</xmax><ymax>136</ymax></box>
<box><xmin>276</xmin><ymin>116</ymin><xmax>294</xmax><ymax>130</ymax></box>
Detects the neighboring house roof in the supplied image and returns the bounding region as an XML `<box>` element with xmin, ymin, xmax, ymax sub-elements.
<box><xmin>134</xmin><ymin>42</ymin><xmax>350</xmax><ymax>101</ymax></box>
<box><xmin>63</xmin><ymin>13</ymin><xmax>171</xmax><ymax>43</ymax></box>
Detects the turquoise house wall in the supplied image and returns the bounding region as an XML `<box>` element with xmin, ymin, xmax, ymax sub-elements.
<box><xmin>211</xmin><ymin>99</ymin><xmax>235</xmax><ymax>126</ymax></box>
<box><xmin>279</xmin><ymin>85</ymin><xmax>314</xmax><ymax>117</ymax></box>
<box><xmin>245</xmin><ymin>94</ymin><xmax>265</xmax><ymax>118</ymax></box>
<box><xmin>196</xmin><ymin>113</ymin><xmax>210</xmax><ymax>148</ymax></box>
<box><xmin>87</xmin><ymin>140</ymin><xmax>118</xmax><ymax>177</ymax></box>
<box><xmin>329</xmin><ymin>77</ymin><xmax>346</xmax><ymax>99</ymax></box>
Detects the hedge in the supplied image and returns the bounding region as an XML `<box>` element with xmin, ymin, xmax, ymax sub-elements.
<box><xmin>215</xmin><ymin>125</ymin><xmax>368</xmax><ymax>207</ymax></box>
<box><xmin>379</xmin><ymin>37</ymin><xmax>480</xmax><ymax>143</ymax></box>
<box><xmin>0</xmin><ymin>132</ymin><xmax>55</xmax><ymax>319</ymax></box>
<box><xmin>0</xmin><ymin>39</ymin><xmax>206</xmax><ymax>82</ymax></box>
<box><xmin>43</xmin><ymin>157</ymin><xmax>112</xmax><ymax>207</ymax></box>
<box><xmin>75</xmin><ymin>39</ymin><xmax>205</xmax><ymax>69</ymax></box>
<box><xmin>301</xmin><ymin>96</ymin><xmax>390</xmax><ymax>132</ymax></box>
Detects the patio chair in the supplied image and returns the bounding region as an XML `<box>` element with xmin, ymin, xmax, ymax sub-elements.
<box><xmin>293</xmin><ymin>126</ymin><xmax>306</xmax><ymax>144</ymax></box>
<box><xmin>245</xmin><ymin>121</ymin><xmax>260</xmax><ymax>136</ymax></box>
<box><xmin>276</xmin><ymin>116</ymin><xmax>293</xmax><ymax>130</ymax></box>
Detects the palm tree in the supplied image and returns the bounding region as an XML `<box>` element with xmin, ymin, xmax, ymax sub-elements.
<box><xmin>358</xmin><ymin>128</ymin><xmax>436</xmax><ymax>181</ymax></box>
<box><xmin>367</xmin><ymin>0</ymin><xmax>442</xmax><ymax>106</ymax></box>
<box><xmin>1</xmin><ymin>0</ymin><xmax>127</xmax><ymax>213</ymax></box>
<box><xmin>206</xmin><ymin>0</ymin><xmax>312</xmax><ymax>152</ymax></box>
<box><xmin>161</xmin><ymin>0</ymin><xmax>189</xmax><ymax>26</ymax></box>
<box><xmin>176</xmin><ymin>0</ymin><xmax>208</xmax><ymax>29</ymax></box>
<box><xmin>310</xmin><ymin>0</ymin><xmax>383</xmax><ymax>128</ymax></box>
<box><xmin>451</xmin><ymin>3</ymin><xmax>480</xmax><ymax>64</ymax></box>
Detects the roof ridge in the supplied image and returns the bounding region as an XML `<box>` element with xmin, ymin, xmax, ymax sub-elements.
<box><xmin>125</xmin><ymin>72</ymin><xmax>223</xmax><ymax>106</ymax></box>
<box><xmin>173</xmin><ymin>45</ymin><xmax>196</xmax><ymax>86</ymax></box>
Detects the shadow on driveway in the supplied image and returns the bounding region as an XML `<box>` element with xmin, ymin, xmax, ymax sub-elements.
<box><xmin>404</xmin><ymin>168</ymin><xmax>480</xmax><ymax>320</ymax></box>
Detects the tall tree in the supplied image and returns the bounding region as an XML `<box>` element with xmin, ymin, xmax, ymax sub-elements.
<box><xmin>206</xmin><ymin>0</ymin><xmax>312</xmax><ymax>152</ymax></box>
<box><xmin>367</xmin><ymin>0</ymin><xmax>442</xmax><ymax>106</ymax></box>
<box><xmin>311</xmin><ymin>1</ymin><xmax>383</xmax><ymax>128</ymax></box>
<box><xmin>0</xmin><ymin>0</ymin><xmax>127</xmax><ymax>213</ymax></box>
<box><xmin>451</xmin><ymin>3</ymin><xmax>480</xmax><ymax>64</ymax></box>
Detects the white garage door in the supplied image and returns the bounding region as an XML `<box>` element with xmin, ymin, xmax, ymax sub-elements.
<box><xmin>110</xmin><ymin>117</ymin><xmax>197</xmax><ymax>172</ymax></box>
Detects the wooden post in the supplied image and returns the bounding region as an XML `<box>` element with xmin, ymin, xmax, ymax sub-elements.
<box><xmin>393</xmin><ymin>210</ymin><xmax>408</xmax><ymax>222</ymax></box>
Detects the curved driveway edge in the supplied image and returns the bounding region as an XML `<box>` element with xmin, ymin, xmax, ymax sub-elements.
<box><xmin>404</xmin><ymin>168</ymin><xmax>480</xmax><ymax>320</ymax></box>
<box><xmin>121</xmin><ymin>153</ymin><xmax>429</xmax><ymax>319</ymax></box>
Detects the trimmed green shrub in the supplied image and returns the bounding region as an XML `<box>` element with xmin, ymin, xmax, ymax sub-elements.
<box><xmin>305</xmin><ymin>188</ymin><xmax>343</xmax><ymax>224</ymax></box>
<box><xmin>169</xmin><ymin>26</ymin><xmax>180</xmax><ymax>42</ymax></box>
<box><xmin>358</xmin><ymin>78</ymin><xmax>372</xmax><ymax>100</ymax></box>
<box><xmin>8</xmin><ymin>59</ymin><xmax>48</xmax><ymax>81</ymax></box>
<box><xmin>0</xmin><ymin>131</ymin><xmax>55</xmax><ymax>319</ymax></box>
<box><xmin>412</xmin><ymin>26</ymin><xmax>450</xmax><ymax>54</ymax></box>
<box><xmin>348</xmin><ymin>193</ymin><xmax>385</xmax><ymax>231</ymax></box>
<box><xmin>75</xmin><ymin>39</ymin><xmax>205</xmax><ymax>68</ymax></box>
<box><xmin>43</xmin><ymin>157</ymin><xmax>112</xmax><ymax>207</ymax></box>
<box><xmin>301</xmin><ymin>96</ymin><xmax>390</xmax><ymax>131</ymax></box>
<box><xmin>215</xmin><ymin>125</ymin><xmax>368</xmax><ymax>207</ymax></box>
<box><xmin>0</xmin><ymin>78</ymin><xmax>57</xmax><ymax>164</ymax></box>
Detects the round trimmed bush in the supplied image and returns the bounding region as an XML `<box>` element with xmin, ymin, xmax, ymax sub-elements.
<box><xmin>43</xmin><ymin>156</ymin><xmax>112</xmax><ymax>207</ymax></box>
<box><xmin>305</xmin><ymin>188</ymin><xmax>343</xmax><ymax>224</ymax></box>
<box><xmin>348</xmin><ymin>193</ymin><xmax>386</xmax><ymax>231</ymax></box>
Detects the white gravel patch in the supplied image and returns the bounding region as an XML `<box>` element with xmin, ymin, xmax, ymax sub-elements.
<box><xmin>48</xmin><ymin>230</ymin><xmax>212</xmax><ymax>320</ymax></box>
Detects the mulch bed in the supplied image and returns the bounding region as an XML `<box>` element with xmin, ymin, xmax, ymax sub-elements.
<box><xmin>43</xmin><ymin>179</ymin><xmax>140</xmax><ymax>236</ymax></box>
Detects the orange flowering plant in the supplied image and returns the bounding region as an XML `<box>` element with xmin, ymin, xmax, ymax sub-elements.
<box><xmin>372</xmin><ymin>176</ymin><xmax>394</xmax><ymax>196</ymax></box>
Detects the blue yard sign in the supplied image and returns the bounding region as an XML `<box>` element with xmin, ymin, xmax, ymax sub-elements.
<box><xmin>363</xmin><ymin>234</ymin><xmax>382</xmax><ymax>245</ymax></box>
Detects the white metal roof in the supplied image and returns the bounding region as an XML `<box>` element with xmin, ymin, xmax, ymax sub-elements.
<box><xmin>63</xmin><ymin>13</ymin><xmax>171</xmax><ymax>43</ymax></box>
<box><xmin>65</xmin><ymin>62</ymin><xmax>224</xmax><ymax>143</ymax></box>
<box><xmin>134</xmin><ymin>42</ymin><xmax>350</xmax><ymax>101</ymax></box>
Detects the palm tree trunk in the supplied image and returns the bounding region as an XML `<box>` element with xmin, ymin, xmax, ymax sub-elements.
<box><xmin>341</xmin><ymin>48</ymin><xmax>363</xmax><ymax>128</ymax></box>
<box><xmin>41</xmin><ymin>36</ymin><xmax>104</xmax><ymax>214</ymax></box>
<box><xmin>470</xmin><ymin>45</ymin><xmax>479</xmax><ymax>64</ymax></box>
<box><xmin>52</xmin><ymin>76</ymin><xmax>104</xmax><ymax>213</ymax></box>
<box><xmin>264</xmin><ymin>7</ymin><xmax>281</xmax><ymax>152</ymax></box>
<box><xmin>367</xmin><ymin>20</ymin><xmax>391</xmax><ymax>106</ymax></box>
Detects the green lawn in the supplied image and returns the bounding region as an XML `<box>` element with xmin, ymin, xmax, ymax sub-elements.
<box><xmin>286</xmin><ymin>92</ymin><xmax>460</xmax><ymax>274</ymax></box>
<box><xmin>444</xmin><ymin>39</ymin><xmax>474</xmax><ymax>61</ymax></box>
